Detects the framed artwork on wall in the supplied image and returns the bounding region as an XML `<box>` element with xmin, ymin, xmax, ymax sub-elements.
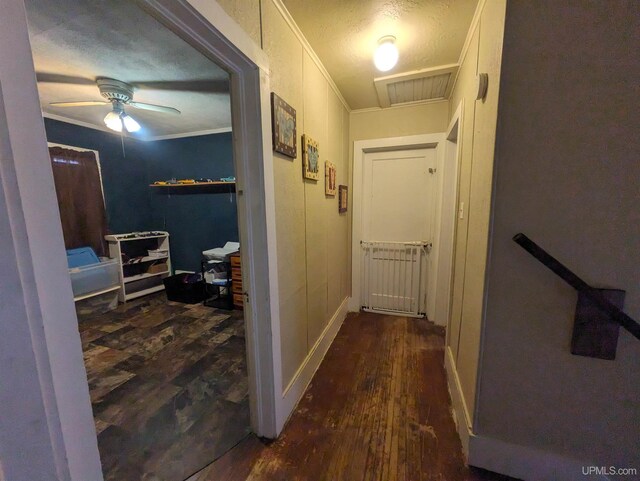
<box><xmin>338</xmin><ymin>185</ymin><xmax>348</xmax><ymax>213</ymax></box>
<box><xmin>270</xmin><ymin>93</ymin><xmax>297</xmax><ymax>158</ymax></box>
<box><xmin>302</xmin><ymin>135</ymin><xmax>320</xmax><ymax>180</ymax></box>
<box><xmin>325</xmin><ymin>161</ymin><xmax>336</xmax><ymax>196</ymax></box>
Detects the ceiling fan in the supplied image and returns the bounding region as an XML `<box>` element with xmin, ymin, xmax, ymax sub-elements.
<box><xmin>38</xmin><ymin>74</ymin><xmax>229</xmax><ymax>133</ymax></box>
<box><xmin>46</xmin><ymin>77</ymin><xmax>181</xmax><ymax>133</ymax></box>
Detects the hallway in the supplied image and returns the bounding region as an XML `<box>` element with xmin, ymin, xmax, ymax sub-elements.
<box><xmin>191</xmin><ymin>312</ymin><xmax>518</xmax><ymax>481</ymax></box>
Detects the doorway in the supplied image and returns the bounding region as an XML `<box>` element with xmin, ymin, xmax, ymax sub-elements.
<box><xmin>0</xmin><ymin>0</ymin><xmax>279</xmax><ymax>480</ymax></box>
<box><xmin>23</xmin><ymin>1</ymin><xmax>251</xmax><ymax>479</ymax></box>
<box><xmin>351</xmin><ymin>134</ymin><xmax>445</xmax><ymax>321</ymax></box>
<box><xmin>360</xmin><ymin>148</ymin><xmax>437</xmax><ymax>316</ymax></box>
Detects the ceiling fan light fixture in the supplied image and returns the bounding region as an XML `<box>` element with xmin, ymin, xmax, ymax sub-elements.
<box><xmin>374</xmin><ymin>36</ymin><xmax>399</xmax><ymax>72</ymax></box>
<box><xmin>104</xmin><ymin>110</ymin><xmax>123</xmax><ymax>132</ymax></box>
<box><xmin>122</xmin><ymin>114</ymin><xmax>141</xmax><ymax>132</ymax></box>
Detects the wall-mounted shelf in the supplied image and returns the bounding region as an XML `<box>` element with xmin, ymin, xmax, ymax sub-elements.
<box><xmin>106</xmin><ymin>233</ymin><xmax>168</xmax><ymax>241</ymax></box>
<box><xmin>150</xmin><ymin>181</ymin><xmax>236</xmax><ymax>195</ymax></box>
<box><xmin>150</xmin><ymin>181</ymin><xmax>236</xmax><ymax>188</ymax></box>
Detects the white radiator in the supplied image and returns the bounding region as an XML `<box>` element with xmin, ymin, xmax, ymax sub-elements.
<box><xmin>360</xmin><ymin>241</ymin><xmax>429</xmax><ymax>317</ymax></box>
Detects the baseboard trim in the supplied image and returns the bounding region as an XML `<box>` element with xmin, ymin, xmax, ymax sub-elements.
<box><xmin>444</xmin><ymin>346</ymin><xmax>472</xmax><ymax>457</ymax></box>
<box><xmin>468</xmin><ymin>435</ymin><xmax>610</xmax><ymax>481</ymax></box>
<box><xmin>280</xmin><ymin>297</ymin><xmax>349</xmax><ymax>424</ymax></box>
<box><xmin>444</xmin><ymin>347</ymin><xmax>605</xmax><ymax>480</ymax></box>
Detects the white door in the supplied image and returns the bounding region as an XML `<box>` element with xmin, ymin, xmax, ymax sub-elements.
<box><xmin>361</xmin><ymin>148</ymin><xmax>437</xmax><ymax>316</ymax></box>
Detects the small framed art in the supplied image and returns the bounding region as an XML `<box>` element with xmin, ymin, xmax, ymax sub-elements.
<box><xmin>325</xmin><ymin>161</ymin><xmax>336</xmax><ymax>196</ymax></box>
<box><xmin>338</xmin><ymin>185</ymin><xmax>348</xmax><ymax>213</ymax></box>
<box><xmin>302</xmin><ymin>135</ymin><xmax>320</xmax><ymax>180</ymax></box>
<box><xmin>270</xmin><ymin>93</ymin><xmax>297</xmax><ymax>158</ymax></box>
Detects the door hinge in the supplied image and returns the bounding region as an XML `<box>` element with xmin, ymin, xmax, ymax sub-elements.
<box><xmin>428</xmin><ymin>168</ymin><xmax>437</xmax><ymax>174</ymax></box>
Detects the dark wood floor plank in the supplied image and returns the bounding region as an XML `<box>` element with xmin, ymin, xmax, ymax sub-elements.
<box><xmin>193</xmin><ymin>311</ymin><xmax>519</xmax><ymax>481</ymax></box>
<box><xmin>76</xmin><ymin>293</ymin><xmax>249</xmax><ymax>481</ymax></box>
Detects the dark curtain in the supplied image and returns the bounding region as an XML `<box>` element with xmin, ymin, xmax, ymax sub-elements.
<box><xmin>49</xmin><ymin>146</ymin><xmax>108</xmax><ymax>256</ymax></box>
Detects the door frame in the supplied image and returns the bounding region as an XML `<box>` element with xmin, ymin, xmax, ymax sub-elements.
<box><xmin>0</xmin><ymin>1</ymin><xmax>281</xmax><ymax>479</ymax></box>
<box><xmin>349</xmin><ymin>134</ymin><xmax>445</xmax><ymax>320</ymax></box>
<box><xmin>439</xmin><ymin>101</ymin><xmax>464</xmax><ymax>343</ymax></box>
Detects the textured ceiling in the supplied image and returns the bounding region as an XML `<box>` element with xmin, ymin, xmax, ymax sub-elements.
<box><xmin>282</xmin><ymin>0</ymin><xmax>479</xmax><ymax>110</ymax></box>
<box><xmin>24</xmin><ymin>0</ymin><xmax>231</xmax><ymax>139</ymax></box>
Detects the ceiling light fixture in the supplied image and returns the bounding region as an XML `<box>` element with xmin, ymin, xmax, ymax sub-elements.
<box><xmin>103</xmin><ymin>100</ymin><xmax>141</xmax><ymax>133</ymax></box>
<box><xmin>104</xmin><ymin>110</ymin><xmax>123</xmax><ymax>132</ymax></box>
<box><xmin>374</xmin><ymin>36</ymin><xmax>399</xmax><ymax>72</ymax></box>
<box><xmin>122</xmin><ymin>114</ymin><xmax>141</xmax><ymax>132</ymax></box>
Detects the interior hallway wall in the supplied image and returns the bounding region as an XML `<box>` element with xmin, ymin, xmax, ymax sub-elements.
<box><xmin>349</xmin><ymin>102</ymin><xmax>449</xmax><ymax>142</ymax></box>
<box><xmin>216</xmin><ymin>0</ymin><xmax>352</xmax><ymax>388</ymax></box>
<box><xmin>445</xmin><ymin>0</ymin><xmax>506</xmax><ymax>425</ymax></box>
<box><xmin>477</xmin><ymin>0</ymin><xmax>640</xmax><ymax>468</ymax></box>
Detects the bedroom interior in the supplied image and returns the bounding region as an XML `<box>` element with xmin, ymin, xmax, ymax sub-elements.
<box><xmin>24</xmin><ymin>0</ymin><xmax>251</xmax><ymax>480</ymax></box>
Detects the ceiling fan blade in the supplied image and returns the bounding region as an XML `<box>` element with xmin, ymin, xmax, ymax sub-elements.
<box><xmin>132</xmin><ymin>79</ymin><xmax>229</xmax><ymax>93</ymax></box>
<box><xmin>50</xmin><ymin>101</ymin><xmax>110</xmax><ymax>107</ymax></box>
<box><xmin>128</xmin><ymin>101</ymin><xmax>181</xmax><ymax>115</ymax></box>
<box><xmin>36</xmin><ymin>72</ymin><xmax>96</xmax><ymax>85</ymax></box>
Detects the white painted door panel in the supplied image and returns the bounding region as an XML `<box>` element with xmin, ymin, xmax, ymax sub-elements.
<box><xmin>364</xmin><ymin>149</ymin><xmax>436</xmax><ymax>241</ymax></box>
<box><xmin>361</xmin><ymin>149</ymin><xmax>436</xmax><ymax>316</ymax></box>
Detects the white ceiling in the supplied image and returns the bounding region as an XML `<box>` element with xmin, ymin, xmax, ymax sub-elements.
<box><xmin>24</xmin><ymin>0</ymin><xmax>231</xmax><ymax>139</ymax></box>
<box><xmin>281</xmin><ymin>0</ymin><xmax>479</xmax><ymax>110</ymax></box>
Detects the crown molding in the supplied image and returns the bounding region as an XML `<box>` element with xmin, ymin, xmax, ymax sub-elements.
<box><xmin>42</xmin><ymin>112</ymin><xmax>231</xmax><ymax>141</ymax></box>
<box><xmin>43</xmin><ymin>112</ymin><xmax>122</xmax><ymax>137</ymax></box>
<box><xmin>151</xmin><ymin>127</ymin><xmax>232</xmax><ymax>140</ymax></box>
<box><xmin>269</xmin><ymin>0</ymin><xmax>351</xmax><ymax>112</ymax></box>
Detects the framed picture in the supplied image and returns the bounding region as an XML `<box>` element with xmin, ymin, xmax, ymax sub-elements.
<box><xmin>270</xmin><ymin>93</ymin><xmax>297</xmax><ymax>158</ymax></box>
<box><xmin>302</xmin><ymin>135</ymin><xmax>320</xmax><ymax>180</ymax></box>
<box><xmin>338</xmin><ymin>185</ymin><xmax>348</xmax><ymax>213</ymax></box>
<box><xmin>325</xmin><ymin>161</ymin><xmax>336</xmax><ymax>196</ymax></box>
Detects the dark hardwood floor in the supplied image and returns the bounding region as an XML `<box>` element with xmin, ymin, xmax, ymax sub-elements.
<box><xmin>77</xmin><ymin>293</ymin><xmax>250</xmax><ymax>481</ymax></box>
<box><xmin>191</xmin><ymin>311</ymin><xmax>519</xmax><ymax>481</ymax></box>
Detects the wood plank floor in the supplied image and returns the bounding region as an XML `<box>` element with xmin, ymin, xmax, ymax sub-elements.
<box><xmin>77</xmin><ymin>293</ymin><xmax>250</xmax><ymax>481</ymax></box>
<box><xmin>192</xmin><ymin>311</ymin><xmax>519</xmax><ymax>481</ymax></box>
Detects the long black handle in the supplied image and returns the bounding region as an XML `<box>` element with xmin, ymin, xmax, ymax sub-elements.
<box><xmin>513</xmin><ymin>233</ymin><xmax>640</xmax><ymax>341</ymax></box>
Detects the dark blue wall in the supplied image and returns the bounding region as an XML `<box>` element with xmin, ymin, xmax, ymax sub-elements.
<box><xmin>147</xmin><ymin>134</ymin><xmax>238</xmax><ymax>272</ymax></box>
<box><xmin>44</xmin><ymin>119</ymin><xmax>238</xmax><ymax>272</ymax></box>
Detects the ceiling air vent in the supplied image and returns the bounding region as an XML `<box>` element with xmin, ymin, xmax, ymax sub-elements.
<box><xmin>374</xmin><ymin>64</ymin><xmax>458</xmax><ymax>108</ymax></box>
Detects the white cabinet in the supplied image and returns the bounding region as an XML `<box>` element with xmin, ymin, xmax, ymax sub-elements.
<box><xmin>105</xmin><ymin>231</ymin><xmax>172</xmax><ymax>302</ymax></box>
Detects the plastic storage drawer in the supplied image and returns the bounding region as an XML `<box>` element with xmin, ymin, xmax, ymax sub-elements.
<box><xmin>69</xmin><ymin>259</ymin><xmax>120</xmax><ymax>298</ymax></box>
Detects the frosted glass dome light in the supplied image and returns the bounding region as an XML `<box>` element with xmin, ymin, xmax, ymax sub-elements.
<box><xmin>122</xmin><ymin>114</ymin><xmax>141</xmax><ymax>133</ymax></box>
<box><xmin>374</xmin><ymin>36</ymin><xmax>398</xmax><ymax>72</ymax></box>
<box><xmin>104</xmin><ymin>110</ymin><xmax>123</xmax><ymax>132</ymax></box>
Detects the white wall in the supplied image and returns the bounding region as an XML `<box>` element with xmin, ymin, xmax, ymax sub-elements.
<box><xmin>446</xmin><ymin>0</ymin><xmax>507</xmax><ymax>425</ymax></box>
<box><xmin>217</xmin><ymin>0</ymin><xmax>352</xmax><ymax>393</ymax></box>
<box><xmin>0</xmin><ymin>1</ymin><xmax>102</xmax><ymax>479</ymax></box>
<box><xmin>476</xmin><ymin>0</ymin><xmax>640</xmax><ymax>471</ymax></box>
<box><xmin>350</xmin><ymin>102</ymin><xmax>449</xmax><ymax>142</ymax></box>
